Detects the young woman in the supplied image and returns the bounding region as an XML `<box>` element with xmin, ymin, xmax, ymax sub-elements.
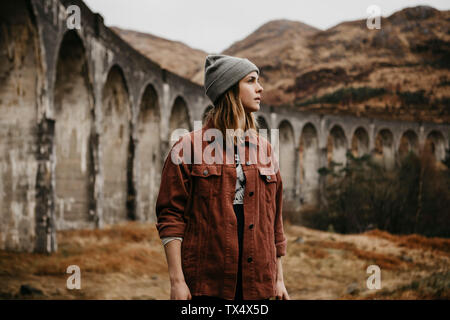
<box><xmin>155</xmin><ymin>54</ymin><xmax>289</xmax><ymax>300</ymax></box>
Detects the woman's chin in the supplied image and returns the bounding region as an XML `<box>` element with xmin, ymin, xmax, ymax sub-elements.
<box><xmin>244</xmin><ymin>102</ymin><xmax>260</xmax><ymax>113</ymax></box>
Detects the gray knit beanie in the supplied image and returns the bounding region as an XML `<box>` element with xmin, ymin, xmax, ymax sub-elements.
<box><xmin>204</xmin><ymin>54</ymin><xmax>259</xmax><ymax>104</ymax></box>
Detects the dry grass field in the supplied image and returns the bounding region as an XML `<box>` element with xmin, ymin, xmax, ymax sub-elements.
<box><xmin>0</xmin><ymin>221</ymin><xmax>448</xmax><ymax>300</ymax></box>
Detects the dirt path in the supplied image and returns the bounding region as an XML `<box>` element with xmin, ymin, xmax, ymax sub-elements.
<box><xmin>1</xmin><ymin>221</ymin><xmax>448</xmax><ymax>299</ymax></box>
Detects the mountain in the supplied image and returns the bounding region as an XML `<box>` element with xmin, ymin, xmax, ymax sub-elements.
<box><xmin>221</xmin><ymin>6</ymin><xmax>450</xmax><ymax>123</ymax></box>
<box><xmin>112</xmin><ymin>6</ymin><xmax>449</xmax><ymax>123</ymax></box>
<box><xmin>190</xmin><ymin>19</ymin><xmax>319</xmax><ymax>85</ymax></box>
<box><xmin>111</xmin><ymin>27</ymin><xmax>207</xmax><ymax>82</ymax></box>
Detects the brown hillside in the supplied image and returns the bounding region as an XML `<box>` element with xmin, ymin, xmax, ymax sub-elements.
<box><xmin>111</xmin><ymin>27</ymin><xmax>207</xmax><ymax>81</ymax></box>
<box><xmin>112</xmin><ymin>6</ymin><xmax>449</xmax><ymax>123</ymax></box>
<box><xmin>222</xmin><ymin>6</ymin><xmax>450</xmax><ymax>123</ymax></box>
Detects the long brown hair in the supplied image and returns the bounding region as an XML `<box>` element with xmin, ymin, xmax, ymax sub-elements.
<box><xmin>204</xmin><ymin>82</ymin><xmax>260</xmax><ymax>146</ymax></box>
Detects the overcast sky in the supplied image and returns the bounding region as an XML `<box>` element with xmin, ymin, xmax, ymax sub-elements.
<box><xmin>84</xmin><ymin>0</ymin><xmax>450</xmax><ymax>53</ymax></box>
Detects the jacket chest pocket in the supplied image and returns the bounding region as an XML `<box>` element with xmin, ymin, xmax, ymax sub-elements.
<box><xmin>191</xmin><ymin>164</ymin><xmax>223</xmax><ymax>200</ymax></box>
<box><xmin>258</xmin><ymin>166</ymin><xmax>277</xmax><ymax>203</ymax></box>
<box><xmin>258</xmin><ymin>166</ymin><xmax>277</xmax><ymax>232</ymax></box>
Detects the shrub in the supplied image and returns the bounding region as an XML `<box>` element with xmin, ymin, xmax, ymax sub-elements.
<box><xmin>397</xmin><ymin>89</ymin><xmax>429</xmax><ymax>107</ymax></box>
<box><xmin>296</xmin><ymin>87</ymin><xmax>387</xmax><ymax>106</ymax></box>
<box><xmin>302</xmin><ymin>150</ymin><xmax>450</xmax><ymax>237</ymax></box>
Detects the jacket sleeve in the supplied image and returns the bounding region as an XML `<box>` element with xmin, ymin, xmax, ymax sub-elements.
<box><xmin>274</xmin><ymin>168</ymin><xmax>287</xmax><ymax>257</ymax></box>
<box><xmin>155</xmin><ymin>137</ymin><xmax>192</xmax><ymax>238</ymax></box>
<box><xmin>262</xmin><ymin>136</ymin><xmax>287</xmax><ymax>257</ymax></box>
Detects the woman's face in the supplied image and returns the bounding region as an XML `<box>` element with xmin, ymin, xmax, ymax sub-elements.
<box><xmin>238</xmin><ymin>71</ymin><xmax>263</xmax><ymax>112</ymax></box>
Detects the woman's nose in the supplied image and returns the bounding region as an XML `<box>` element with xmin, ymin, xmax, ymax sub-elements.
<box><xmin>257</xmin><ymin>83</ymin><xmax>263</xmax><ymax>92</ymax></box>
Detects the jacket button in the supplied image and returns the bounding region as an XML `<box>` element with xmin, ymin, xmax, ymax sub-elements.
<box><xmin>267</xmin><ymin>175</ymin><xmax>271</xmax><ymax>180</ymax></box>
<box><xmin>249</xmin><ymin>224</ymin><xmax>254</xmax><ymax>229</ymax></box>
<box><xmin>249</xmin><ymin>191</ymin><xmax>254</xmax><ymax>196</ymax></box>
<box><xmin>203</xmin><ymin>170</ymin><xmax>208</xmax><ymax>175</ymax></box>
<box><xmin>247</xmin><ymin>257</ymin><xmax>253</xmax><ymax>263</ymax></box>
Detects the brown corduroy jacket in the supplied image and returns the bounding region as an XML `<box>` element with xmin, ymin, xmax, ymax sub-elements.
<box><xmin>155</xmin><ymin>118</ymin><xmax>287</xmax><ymax>300</ymax></box>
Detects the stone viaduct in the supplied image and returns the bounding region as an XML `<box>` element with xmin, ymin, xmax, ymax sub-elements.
<box><xmin>1</xmin><ymin>0</ymin><xmax>449</xmax><ymax>252</ymax></box>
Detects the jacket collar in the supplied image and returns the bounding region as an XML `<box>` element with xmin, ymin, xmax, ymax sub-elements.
<box><xmin>203</xmin><ymin>117</ymin><xmax>258</xmax><ymax>146</ymax></box>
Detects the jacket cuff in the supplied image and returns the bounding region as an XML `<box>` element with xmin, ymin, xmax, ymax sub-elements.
<box><xmin>276</xmin><ymin>238</ymin><xmax>287</xmax><ymax>257</ymax></box>
<box><xmin>156</xmin><ymin>222</ymin><xmax>186</xmax><ymax>238</ymax></box>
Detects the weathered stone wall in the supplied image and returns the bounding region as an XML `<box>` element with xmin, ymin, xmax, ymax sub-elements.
<box><xmin>0</xmin><ymin>0</ymin><xmax>448</xmax><ymax>252</ymax></box>
<box><xmin>0</xmin><ymin>1</ymin><xmax>42</xmax><ymax>252</ymax></box>
<box><xmin>53</xmin><ymin>30</ymin><xmax>94</xmax><ymax>230</ymax></box>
